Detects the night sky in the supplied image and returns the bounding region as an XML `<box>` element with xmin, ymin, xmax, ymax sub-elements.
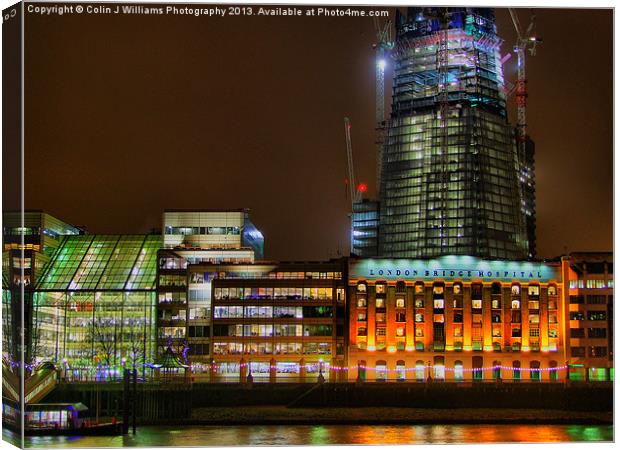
<box><xmin>13</xmin><ymin>5</ymin><xmax>613</xmax><ymax>261</ymax></box>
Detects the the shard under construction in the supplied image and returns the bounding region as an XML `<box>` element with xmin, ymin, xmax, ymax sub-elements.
<box><xmin>360</xmin><ymin>7</ymin><xmax>533</xmax><ymax>260</ymax></box>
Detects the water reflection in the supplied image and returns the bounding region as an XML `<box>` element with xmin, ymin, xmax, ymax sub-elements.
<box><xmin>8</xmin><ymin>424</ymin><xmax>612</xmax><ymax>448</ymax></box>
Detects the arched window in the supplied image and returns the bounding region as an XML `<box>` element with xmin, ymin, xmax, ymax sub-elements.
<box><xmin>358</xmin><ymin>360</ymin><xmax>366</xmax><ymax>381</ymax></box>
<box><xmin>491</xmin><ymin>282</ymin><xmax>502</xmax><ymax>296</ymax></box>
<box><xmin>513</xmin><ymin>360</ymin><xmax>521</xmax><ymax>381</ymax></box>
<box><xmin>530</xmin><ymin>361</ymin><xmax>541</xmax><ymax>382</ymax></box>
<box><xmin>415</xmin><ymin>360</ymin><xmax>425</xmax><ymax>382</ymax></box>
<box><xmin>376</xmin><ymin>360</ymin><xmax>387</xmax><ymax>382</ymax></box>
<box><xmin>357</xmin><ymin>282</ymin><xmax>367</xmax><ymax>293</ymax></box>
<box><xmin>433</xmin><ymin>283</ymin><xmax>445</xmax><ymax>309</ymax></box>
<box><xmin>511</xmin><ymin>283</ymin><xmax>521</xmax><ymax>297</ymax></box>
<box><xmin>396</xmin><ymin>281</ymin><xmax>406</xmax><ymax>293</ymax></box>
<box><xmin>472</xmin><ymin>356</ymin><xmax>484</xmax><ymax>381</ymax></box>
<box><xmin>396</xmin><ymin>360</ymin><xmax>406</xmax><ymax>381</ymax></box>
<box><xmin>414</xmin><ymin>282</ymin><xmax>425</xmax><ymax>295</ymax></box>
<box><xmin>471</xmin><ymin>283</ymin><xmax>483</xmax><ymax>301</ymax></box>
<box><xmin>433</xmin><ymin>356</ymin><xmax>445</xmax><ymax>380</ymax></box>
<box><xmin>512</xmin><ymin>341</ymin><xmax>521</xmax><ymax>352</ymax></box>
<box><xmin>549</xmin><ymin>360</ymin><xmax>558</xmax><ymax>382</ymax></box>
<box><xmin>375</xmin><ymin>282</ymin><xmax>387</xmax><ymax>296</ymax></box>
<box><xmin>547</xmin><ymin>284</ymin><xmax>557</xmax><ymax>296</ymax></box>
<box><xmin>528</xmin><ymin>284</ymin><xmax>540</xmax><ymax>299</ymax></box>
<box><xmin>492</xmin><ymin>360</ymin><xmax>502</xmax><ymax>380</ymax></box>
<box><xmin>454</xmin><ymin>360</ymin><xmax>464</xmax><ymax>381</ymax></box>
<box><xmin>453</xmin><ymin>282</ymin><xmax>463</xmax><ymax>296</ymax></box>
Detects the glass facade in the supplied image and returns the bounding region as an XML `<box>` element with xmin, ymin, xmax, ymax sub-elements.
<box><xmin>352</xmin><ymin>200</ymin><xmax>379</xmax><ymax>257</ymax></box>
<box><xmin>377</xmin><ymin>8</ymin><xmax>529</xmax><ymax>259</ymax></box>
<box><xmin>27</xmin><ymin>234</ymin><xmax>160</xmax><ymax>377</ymax></box>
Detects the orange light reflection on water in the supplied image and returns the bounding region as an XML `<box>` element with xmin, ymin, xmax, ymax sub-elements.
<box><xmin>11</xmin><ymin>424</ymin><xmax>613</xmax><ymax>448</ymax></box>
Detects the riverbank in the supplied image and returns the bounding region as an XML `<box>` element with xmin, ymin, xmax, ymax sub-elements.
<box><xmin>181</xmin><ymin>406</ymin><xmax>612</xmax><ymax>426</ymax></box>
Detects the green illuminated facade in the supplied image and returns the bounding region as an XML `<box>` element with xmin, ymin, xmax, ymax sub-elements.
<box><xmin>31</xmin><ymin>234</ymin><xmax>159</xmax><ymax>378</ymax></box>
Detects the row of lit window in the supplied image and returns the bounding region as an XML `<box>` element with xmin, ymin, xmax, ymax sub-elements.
<box><xmin>358</xmin><ymin>282</ymin><xmax>555</xmax><ymax>298</ymax></box>
<box><xmin>212</xmin><ymin>342</ymin><xmax>332</xmax><ymax>356</ymax></box>
<box><xmin>569</xmin><ymin>279</ymin><xmax>613</xmax><ymax>289</ymax></box>
<box><xmin>213</xmin><ymin>287</ymin><xmax>336</xmax><ymax>301</ymax></box>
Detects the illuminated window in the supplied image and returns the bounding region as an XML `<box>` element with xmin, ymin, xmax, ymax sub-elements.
<box><xmin>472</xmin><ymin>299</ymin><xmax>482</xmax><ymax>310</ymax></box>
<box><xmin>376</xmin><ymin>313</ymin><xmax>386</xmax><ymax>323</ymax></box>
<box><xmin>376</xmin><ymin>283</ymin><xmax>387</xmax><ymax>295</ymax></box>
<box><xmin>415</xmin><ymin>327</ymin><xmax>424</xmax><ymax>337</ymax></box>
<box><xmin>415</xmin><ymin>283</ymin><xmax>424</xmax><ymax>294</ymax></box>
<box><xmin>433</xmin><ymin>285</ymin><xmax>444</xmax><ymax>295</ymax></box>
<box><xmin>548</xmin><ymin>312</ymin><xmax>557</xmax><ymax>324</ymax></box>
<box><xmin>415</xmin><ymin>313</ymin><xmax>424</xmax><ymax>323</ymax></box>
<box><xmin>357</xmin><ymin>312</ymin><xmax>367</xmax><ymax>322</ymax></box>
<box><xmin>453</xmin><ymin>325</ymin><xmax>463</xmax><ymax>337</ymax></box>
<box><xmin>547</xmin><ymin>285</ymin><xmax>557</xmax><ymax>296</ymax></box>
<box><xmin>511</xmin><ymin>299</ymin><xmax>521</xmax><ymax>309</ymax></box>
<box><xmin>548</xmin><ymin>327</ymin><xmax>558</xmax><ymax>338</ymax></box>
<box><xmin>433</xmin><ymin>299</ymin><xmax>444</xmax><ymax>309</ymax></box>
<box><xmin>491</xmin><ymin>298</ymin><xmax>501</xmax><ymax>309</ymax></box>
<box><xmin>415</xmin><ymin>298</ymin><xmax>424</xmax><ymax>308</ymax></box>
<box><xmin>376</xmin><ymin>298</ymin><xmax>386</xmax><ymax>309</ymax></box>
<box><xmin>376</xmin><ymin>327</ymin><xmax>386</xmax><ymax>336</ymax></box>
<box><xmin>357</xmin><ymin>283</ymin><xmax>367</xmax><ymax>293</ymax></box>
<box><xmin>528</xmin><ymin>285</ymin><xmax>540</xmax><ymax>298</ymax></box>
<box><xmin>511</xmin><ymin>284</ymin><xmax>521</xmax><ymax>296</ymax></box>
<box><xmin>492</xmin><ymin>324</ymin><xmax>502</xmax><ymax>337</ymax></box>
<box><xmin>570</xmin><ymin>311</ymin><xmax>585</xmax><ymax>320</ymax></box>
<box><xmin>453</xmin><ymin>283</ymin><xmax>462</xmax><ymax>295</ymax></box>
<box><xmin>587</xmin><ymin>311</ymin><xmax>607</xmax><ymax>321</ymax></box>
<box><xmin>396</xmin><ymin>298</ymin><xmax>406</xmax><ymax>308</ymax></box>
<box><xmin>396</xmin><ymin>327</ymin><xmax>405</xmax><ymax>337</ymax></box>
<box><xmin>357</xmin><ymin>297</ymin><xmax>367</xmax><ymax>308</ymax></box>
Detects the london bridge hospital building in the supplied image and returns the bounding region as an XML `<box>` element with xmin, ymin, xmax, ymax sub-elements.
<box><xmin>345</xmin><ymin>256</ymin><xmax>574</xmax><ymax>383</ymax></box>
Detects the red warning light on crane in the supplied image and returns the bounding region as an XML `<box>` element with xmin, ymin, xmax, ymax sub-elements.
<box><xmin>357</xmin><ymin>183</ymin><xmax>368</xmax><ymax>193</ymax></box>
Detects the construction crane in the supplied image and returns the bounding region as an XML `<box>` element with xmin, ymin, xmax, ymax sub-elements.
<box><xmin>344</xmin><ymin>117</ymin><xmax>366</xmax><ymax>211</ymax></box>
<box><xmin>373</xmin><ymin>17</ymin><xmax>394</xmax><ymax>195</ymax></box>
<box><xmin>508</xmin><ymin>8</ymin><xmax>542</xmax><ymax>148</ymax></box>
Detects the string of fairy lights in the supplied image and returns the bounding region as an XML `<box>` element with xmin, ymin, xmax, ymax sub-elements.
<box><xmin>233</xmin><ymin>362</ymin><xmax>569</xmax><ymax>373</ymax></box>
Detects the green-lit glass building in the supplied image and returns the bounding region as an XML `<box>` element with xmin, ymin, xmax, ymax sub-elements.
<box><xmin>32</xmin><ymin>234</ymin><xmax>160</xmax><ymax>379</ymax></box>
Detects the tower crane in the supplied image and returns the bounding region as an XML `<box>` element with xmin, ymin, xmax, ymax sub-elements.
<box><xmin>373</xmin><ymin>17</ymin><xmax>394</xmax><ymax>196</ymax></box>
<box><xmin>344</xmin><ymin>117</ymin><xmax>366</xmax><ymax>211</ymax></box>
<box><xmin>508</xmin><ymin>8</ymin><xmax>542</xmax><ymax>148</ymax></box>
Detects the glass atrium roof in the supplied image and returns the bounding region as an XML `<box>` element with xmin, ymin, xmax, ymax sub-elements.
<box><xmin>36</xmin><ymin>235</ymin><xmax>160</xmax><ymax>291</ymax></box>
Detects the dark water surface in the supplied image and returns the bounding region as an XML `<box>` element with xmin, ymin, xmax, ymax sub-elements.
<box><xmin>5</xmin><ymin>424</ymin><xmax>613</xmax><ymax>448</ymax></box>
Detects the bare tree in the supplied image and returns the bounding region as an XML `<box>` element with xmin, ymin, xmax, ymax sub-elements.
<box><xmin>126</xmin><ymin>320</ymin><xmax>146</xmax><ymax>371</ymax></box>
<box><xmin>89</xmin><ymin>319</ymin><xmax>116</xmax><ymax>367</ymax></box>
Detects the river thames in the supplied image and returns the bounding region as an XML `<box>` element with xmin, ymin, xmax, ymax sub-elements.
<box><xmin>6</xmin><ymin>424</ymin><xmax>613</xmax><ymax>447</ymax></box>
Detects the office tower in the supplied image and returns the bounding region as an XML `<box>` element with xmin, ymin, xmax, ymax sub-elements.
<box><xmin>377</xmin><ymin>8</ymin><xmax>530</xmax><ymax>259</ymax></box>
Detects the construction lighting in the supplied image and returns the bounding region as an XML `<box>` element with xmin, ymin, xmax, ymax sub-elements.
<box><xmin>377</xmin><ymin>59</ymin><xmax>386</xmax><ymax>70</ymax></box>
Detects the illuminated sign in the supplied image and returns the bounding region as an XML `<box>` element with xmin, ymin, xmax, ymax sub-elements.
<box><xmin>350</xmin><ymin>256</ymin><xmax>561</xmax><ymax>283</ymax></box>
